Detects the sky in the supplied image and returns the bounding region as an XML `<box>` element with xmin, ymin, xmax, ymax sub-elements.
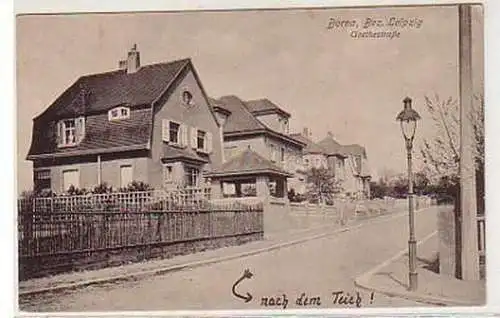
<box><xmin>16</xmin><ymin>5</ymin><xmax>483</xmax><ymax>192</ymax></box>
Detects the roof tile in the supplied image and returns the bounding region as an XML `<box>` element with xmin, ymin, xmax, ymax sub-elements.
<box><xmin>38</xmin><ymin>59</ymin><xmax>190</xmax><ymax>120</ymax></box>
<box><xmin>207</xmin><ymin>147</ymin><xmax>291</xmax><ymax>177</ymax></box>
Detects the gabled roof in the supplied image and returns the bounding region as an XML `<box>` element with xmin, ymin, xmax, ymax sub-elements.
<box><xmin>289</xmin><ymin>133</ymin><xmax>326</xmax><ymax>155</ymax></box>
<box><xmin>317</xmin><ymin>135</ymin><xmax>347</xmax><ymax>157</ymax></box>
<box><xmin>205</xmin><ymin>147</ymin><xmax>292</xmax><ymax>178</ymax></box>
<box><xmin>343</xmin><ymin>144</ymin><xmax>367</xmax><ymax>158</ymax></box>
<box><xmin>245</xmin><ymin>99</ymin><xmax>291</xmax><ymax>118</ymax></box>
<box><xmin>212</xmin><ymin>95</ymin><xmax>305</xmax><ymax>149</ymax></box>
<box><xmin>27</xmin><ymin>57</ymin><xmax>219</xmax><ymax>159</ymax></box>
<box><xmin>216</xmin><ymin>95</ymin><xmax>266</xmax><ymax>133</ymax></box>
<box><xmin>36</xmin><ymin>59</ymin><xmax>190</xmax><ymax>120</ymax></box>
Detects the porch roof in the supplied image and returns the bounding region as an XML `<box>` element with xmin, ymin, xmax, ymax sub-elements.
<box><xmin>205</xmin><ymin>147</ymin><xmax>292</xmax><ymax>179</ymax></box>
<box><xmin>162</xmin><ymin>144</ymin><xmax>209</xmax><ymax>164</ymax></box>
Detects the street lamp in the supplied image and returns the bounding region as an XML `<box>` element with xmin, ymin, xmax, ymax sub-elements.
<box><xmin>396</xmin><ymin>97</ymin><xmax>421</xmax><ymax>291</ymax></box>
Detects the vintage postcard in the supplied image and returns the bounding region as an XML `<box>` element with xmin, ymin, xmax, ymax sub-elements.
<box><xmin>15</xmin><ymin>2</ymin><xmax>487</xmax><ymax>315</ymax></box>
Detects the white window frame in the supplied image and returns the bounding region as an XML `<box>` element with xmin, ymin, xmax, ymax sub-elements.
<box><xmin>168</xmin><ymin>121</ymin><xmax>181</xmax><ymax>145</ymax></box>
<box><xmin>57</xmin><ymin>117</ymin><xmax>85</xmax><ymax>148</ymax></box>
<box><xmin>185</xmin><ymin>166</ymin><xmax>200</xmax><ymax>187</ymax></box>
<box><xmin>60</xmin><ymin>119</ymin><xmax>76</xmax><ymax>147</ymax></box>
<box><xmin>108</xmin><ymin>106</ymin><xmax>130</xmax><ymax>121</ymax></box>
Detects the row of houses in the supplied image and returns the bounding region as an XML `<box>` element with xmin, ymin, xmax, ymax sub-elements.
<box><xmin>26</xmin><ymin>45</ymin><xmax>371</xmax><ymax>201</ymax></box>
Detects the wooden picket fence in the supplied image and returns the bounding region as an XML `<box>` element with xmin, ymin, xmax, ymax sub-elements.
<box><xmin>17</xmin><ymin>189</ymin><xmax>263</xmax><ymax>280</ymax></box>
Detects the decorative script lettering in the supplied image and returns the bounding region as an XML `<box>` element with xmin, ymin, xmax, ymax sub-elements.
<box><xmin>326</xmin><ymin>16</ymin><xmax>424</xmax><ymax>39</ymax></box>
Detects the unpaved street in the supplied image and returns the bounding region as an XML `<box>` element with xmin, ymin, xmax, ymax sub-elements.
<box><xmin>20</xmin><ymin>207</ymin><xmax>438</xmax><ymax>312</ymax></box>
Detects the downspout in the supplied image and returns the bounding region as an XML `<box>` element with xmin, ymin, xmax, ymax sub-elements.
<box><xmin>220</xmin><ymin>125</ymin><xmax>225</xmax><ymax>163</ymax></box>
<box><xmin>97</xmin><ymin>155</ymin><xmax>102</xmax><ymax>185</ymax></box>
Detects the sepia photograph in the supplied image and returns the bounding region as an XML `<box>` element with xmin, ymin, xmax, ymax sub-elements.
<box><xmin>15</xmin><ymin>2</ymin><xmax>486</xmax><ymax>313</ymax></box>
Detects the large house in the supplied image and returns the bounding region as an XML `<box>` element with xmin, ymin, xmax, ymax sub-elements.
<box><xmin>207</xmin><ymin>95</ymin><xmax>306</xmax><ymax>199</ymax></box>
<box><xmin>26</xmin><ymin>46</ymin><xmax>303</xmax><ymax>202</ymax></box>
<box><xmin>27</xmin><ymin>45</ymin><xmax>225</xmax><ymax>193</ymax></box>
<box><xmin>289</xmin><ymin>129</ymin><xmax>372</xmax><ymax>199</ymax></box>
<box><xmin>318</xmin><ymin>133</ymin><xmax>372</xmax><ymax>198</ymax></box>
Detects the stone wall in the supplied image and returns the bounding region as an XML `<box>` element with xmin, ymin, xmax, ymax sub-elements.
<box><xmin>19</xmin><ymin>232</ymin><xmax>263</xmax><ymax>280</ymax></box>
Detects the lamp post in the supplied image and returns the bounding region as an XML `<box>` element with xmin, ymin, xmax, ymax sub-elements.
<box><xmin>396</xmin><ymin>97</ymin><xmax>421</xmax><ymax>291</ymax></box>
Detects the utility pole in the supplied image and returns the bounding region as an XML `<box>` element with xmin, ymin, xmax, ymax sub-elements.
<box><xmin>458</xmin><ymin>4</ymin><xmax>480</xmax><ymax>281</ymax></box>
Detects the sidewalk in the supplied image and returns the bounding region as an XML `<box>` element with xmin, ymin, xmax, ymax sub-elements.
<box><xmin>19</xmin><ymin>221</ymin><xmax>349</xmax><ymax>297</ymax></box>
<box><xmin>19</xmin><ymin>205</ymin><xmax>428</xmax><ymax>298</ymax></box>
<box><xmin>355</xmin><ymin>231</ymin><xmax>486</xmax><ymax>306</ymax></box>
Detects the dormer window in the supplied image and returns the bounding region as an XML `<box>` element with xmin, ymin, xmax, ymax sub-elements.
<box><xmin>57</xmin><ymin>116</ymin><xmax>85</xmax><ymax>147</ymax></box>
<box><xmin>108</xmin><ymin>106</ymin><xmax>130</xmax><ymax>121</ymax></box>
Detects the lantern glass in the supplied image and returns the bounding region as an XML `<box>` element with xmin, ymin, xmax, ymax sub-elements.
<box><xmin>400</xmin><ymin>119</ymin><xmax>417</xmax><ymax>140</ymax></box>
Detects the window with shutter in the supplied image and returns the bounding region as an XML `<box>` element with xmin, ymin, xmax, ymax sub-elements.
<box><xmin>180</xmin><ymin>124</ymin><xmax>188</xmax><ymax>146</ymax></box>
<box><xmin>75</xmin><ymin>116</ymin><xmax>85</xmax><ymax>143</ymax></box>
<box><xmin>270</xmin><ymin>145</ymin><xmax>276</xmax><ymax>162</ymax></box>
<box><xmin>191</xmin><ymin>127</ymin><xmax>198</xmax><ymax>149</ymax></box>
<box><xmin>206</xmin><ymin>132</ymin><xmax>213</xmax><ymax>153</ymax></box>
<box><xmin>56</xmin><ymin>121</ymin><xmax>63</xmax><ymax>146</ymax></box>
<box><xmin>162</xmin><ymin>119</ymin><xmax>171</xmax><ymax>142</ymax></box>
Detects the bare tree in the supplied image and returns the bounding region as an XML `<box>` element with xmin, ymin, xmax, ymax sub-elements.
<box><xmin>419</xmin><ymin>94</ymin><xmax>484</xmax><ymax>183</ymax></box>
<box><xmin>419</xmin><ymin>94</ymin><xmax>484</xmax><ymax>213</ymax></box>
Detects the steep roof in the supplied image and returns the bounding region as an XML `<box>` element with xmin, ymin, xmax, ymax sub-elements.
<box><xmin>343</xmin><ymin>144</ymin><xmax>367</xmax><ymax>158</ymax></box>
<box><xmin>36</xmin><ymin>59</ymin><xmax>190</xmax><ymax>120</ymax></box>
<box><xmin>205</xmin><ymin>147</ymin><xmax>292</xmax><ymax>178</ymax></box>
<box><xmin>27</xmin><ymin>58</ymin><xmax>216</xmax><ymax>159</ymax></box>
<box><xmin>317</xmin><ymin>135</ymin><xmax>346</xmax><ymax>157</ymax></box>
<box><xmin>208</xmin><ymin>97</ymin><xmax>231</xmax><ymax>116</ymax></box>
<box><xmin>212</xmin><ymin>96</ymin><xmax>305</xmax><ymax>149</ymax></box>
<box><xmin>289</xmin><ymin>133</ymin><xmax>326</xmax><ymax>154</ymax></box>
<box><xmin>245</xmin><ymin>99</ymin><xmax>291</xmax><ymax>118</ymax></box>
<box><xmin>216</xmin><ymin>95</ymin><xmax>266</xmax><ymax>133</ymax></box>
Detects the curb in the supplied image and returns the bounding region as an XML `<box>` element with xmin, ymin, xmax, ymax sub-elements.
<box><xmin>353</xmin><ymin>230</ymin><xmax>479</xmax><ymax>307</ymax></box>
<box><xmin>20</xmin><ymin>206</ymin><xmax>435</xmax><ymax>297</ymax></box>
<box><xmin>20</xmin><ymin>224</ymin><xmax>354</xmax><ymax>297</ymax></box>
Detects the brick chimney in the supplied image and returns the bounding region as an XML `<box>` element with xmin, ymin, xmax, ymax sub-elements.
<box><xmin>118</xmin><ymin>60</ymin><xmax>127</xmax><ymax>70</ymax></box>
<box><xmin>119</xmin><ymin>44</ymin><xmax>141</xmax><ymax>74</ymax></box>
<box><xmin>127</xmin><ymin>44</ymin><xmax>140</xmax><ymax>73</ymax></box>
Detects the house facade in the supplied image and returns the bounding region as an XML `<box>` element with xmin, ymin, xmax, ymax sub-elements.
<box><xmin>312</xmin><ymin>132</ymin><xmax>372</xmax><ymax>199</ymax></box>
<box><xmin>27</xmin><ymin>46</ymin><xmax>224</xmax><ymax>193</ymax></box>
<box><xmin>342</xmin><ymin>144</ymin><xmax>372</xmax><ymax>198</ymax></box>
<box><xmin>209</xmin><ymin>96</ymin><xmax>306</xmax><ymax>199</ymax></box>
